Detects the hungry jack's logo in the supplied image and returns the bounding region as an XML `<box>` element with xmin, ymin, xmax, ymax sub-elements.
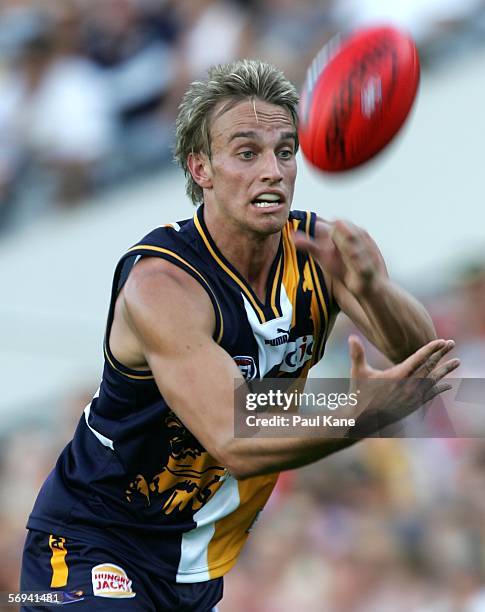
<box><xmin>125</xmin><ymin>413</ymin><xmax>225</xmax><ymax>514</ymax></box>
<box><xmin>91</xmin><ymin>564</ymin><xmax>135</xmax><ymax>598</ymax></box>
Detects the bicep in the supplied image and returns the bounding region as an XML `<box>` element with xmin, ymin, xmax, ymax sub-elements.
<box><xmin>148</xmin><ymin>336</ymin><xmax>243</xmax><ymax>462</ymax></box>
<box><xmin>123</xmin><ymin>258</ymin><xmax>242</xmax><ymax>462</ymax></box>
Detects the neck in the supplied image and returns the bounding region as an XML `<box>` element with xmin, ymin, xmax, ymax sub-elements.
<box><xmin>203</xmin><ymin>205</ymin><xmax>281</xmax><ymax>302</ymax></box>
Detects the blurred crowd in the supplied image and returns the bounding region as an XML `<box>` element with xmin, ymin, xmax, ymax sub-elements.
<box><xmin>1</xmin><ymin>0</ymin><xmax>485</xmax><ymax>232</ymax></box>
<box><xmin>0</xmin><ymin>0</ymin><xmax>338</xmax><ymax>230</ymax></box>
<box><xmin>1</xmin><ymin>263</ymin><xmax>485</xmax><ymax>611</ymax></box>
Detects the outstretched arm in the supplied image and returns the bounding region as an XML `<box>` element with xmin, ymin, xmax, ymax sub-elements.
<box><xmin>120</xmin><ymin>258</ymin><xmax>457</xmax><ymax>480</ymax></box>
<box><xmin>293</xmin><ymin>219</ymin><xmax>436</xmax><ymax>363</ymax></box>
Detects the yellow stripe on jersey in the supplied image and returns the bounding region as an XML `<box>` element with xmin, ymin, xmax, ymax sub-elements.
<box><xmin>103</xmin><ymin>346</ymin><xmax>154</xmax><ymax>380</ymax></box>
<box><xmin>125</xmin><ymin>245</ymin><xmax>224</xmax><ymax>345</ymax></box>
<box><xmin>207</xmin><ymin>474</ymin><xmax>278</xmax><ymax>578</ymax></box>
<box><xmin>49</xmin><ymin>535</ymin><xmax>68</xmax><ymax>588</ymax></box>
<box><xmin>270</xmin><ymin>255</ymin><xmax>283</xmax><ymax>318</ymax></box>
<box><xmin>302</xmin><ymin>260</ymin><xmax>322</xmax><ymax>363</ymax></box>
<box><xmin>282</xmin><ymin>223</ymin><xmax>302</xmax><ymax>329</ymax></box>
<box><xmin>304</xmin><ymin>211</ymin><xmax>330</xmax><ymax>360</ymax></box>
<box><xmin>194</xmin><ymin>213</ymin><xmax>267</xmax><ymax>324</ymax></box>
<box><xmin>308</xmin><ymin>255</ymin><xmax>329</xmax><ymax>360</ymax></box>
<box><xmin>304</xmin><ymin>208</ymin><xmax>312</xmax><ymax>235</ymax></box>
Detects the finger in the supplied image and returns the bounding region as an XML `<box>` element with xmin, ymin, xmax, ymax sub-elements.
<box><xmin>292</xmin><ymin>229</ymin><xmax>343</xmax><ymax>278</ymax></box>
<box><xmin>397</xmin><ymin>339</ymin><xmax>448</xmax><ymax>377</ymax></box>
<box><xmin>330</xmin><ymin>220</ymin><xmax>363</xmax><ymax>252</ymax></box>
<box><xmin>330</xmin><ymin>223</ymin><xmax>353</xmax><ymax>259</ymax></box>
<box><xmin>349</xmin><ymin>335</ymin><xmax>367</xmax><ymax>378</ymax></box>
<box><xmin>331</xmin><ymin>220</ymin><xmax>358</xmax><ymax>241</ymax></box>
<box><xmin>422</xmin><ymin>381</ymin><xmax>454</xmax><ymax>404</ymax></box>
<box><xmin>291</xmin><ymin>231</ymin><xmax>320</xmax><ymax>258</ymax></box>
<box><xmin>429</xmin><ymin>357</ymin><xmax>461</xmax><ymax>382</ymax></box>
<box><xmin>314</xmin><ymin>220</ymin><xmax>333</xmax><ymax>242</ymax></box>
<box><xmin>434</xmin><ymin>382</ymin><xmax>453</xmax><ymax>394</ymax></box>
<box><xmin>330</xmin><ymin>222</ymin><xmax>377</xmax><ymax>280</ymax></box>
<box><xmin>414</xmin><ymin>340</ymin><xmax>456</xmax><ymax>377</ymax></box>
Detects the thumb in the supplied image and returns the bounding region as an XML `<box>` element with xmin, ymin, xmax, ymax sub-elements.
<box><xmin>349</xmin><ymin>335</ymin><xmax>367</xmax><ymax>378</ymax></box>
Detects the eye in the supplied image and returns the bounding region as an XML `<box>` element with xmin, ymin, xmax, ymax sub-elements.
<box><xmin>238</xmin><ymin>150</ymin><xmax>256</xmax><ymax>160</ymax></box>
<box><xmin>278</xmin><ymin>149</ymin><xmax>294</xmax><ymax>160</ymax></box>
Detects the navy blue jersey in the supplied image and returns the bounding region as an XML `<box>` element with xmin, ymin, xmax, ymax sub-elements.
<box><xmin>27</xmin><ymin>205</ymin><xmax>335</xmax><ymax>584</ymax></box>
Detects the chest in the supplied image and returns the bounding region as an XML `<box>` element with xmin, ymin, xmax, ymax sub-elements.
<box><xmin>215</xmin><ymin>265</ymin><xmax>324</xmax><ymax>379</ymax></box>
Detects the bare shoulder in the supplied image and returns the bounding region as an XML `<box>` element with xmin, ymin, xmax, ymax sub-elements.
<box><xmin>123</xmin><ymin>257</ymin><xmax>216</xmax><ymax>340</ymax></box>
<box><xmin>109</xmin><ymin>257</ymin><xmax>216</xmax><ymax>369</ymax></box>
<box><xmin>124</xmin><ymin>256</ymin><xmax>207</xmax><ymax>303</ymax></box>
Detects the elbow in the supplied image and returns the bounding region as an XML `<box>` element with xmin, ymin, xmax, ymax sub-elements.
<box><xmin>221</xmin><ymin>454</ymin><xmax>257</xmax><ymax>481</ymax></box>
<box><xmin>226</xmin><ymin>468</ymin><xmax>251</xmax><ymax>481</ymax></box>
<box><xmin>226</xmin><ymin>464</ymin><xmax>258</xmax><ymax>481</ymax></box>
<box><xmin>216</xmin><ymin>444</ymin><xmax>262</xmax><ymax>480</ymax></box>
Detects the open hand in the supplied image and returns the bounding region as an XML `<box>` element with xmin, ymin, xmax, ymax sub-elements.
<box><xmin>348</xmin><ymin>336</ymin><xmax>460</xmax><ymax>436</ymax></box>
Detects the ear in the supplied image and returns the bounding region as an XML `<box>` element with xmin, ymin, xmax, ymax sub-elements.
<box><xmin>187</xmin><ymin>152</ymin><xmax>213</xmax><ymax>191</ymax></box>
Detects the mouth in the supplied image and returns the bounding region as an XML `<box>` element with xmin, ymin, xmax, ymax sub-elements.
<box><xmin>251</xmin><ymin>192</ymin><xmax>285</xmax><ymax>210</ymax></box>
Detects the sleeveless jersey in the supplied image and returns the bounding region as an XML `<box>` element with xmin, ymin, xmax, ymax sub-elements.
<box><xmin>27</xmin><ymin>205</ymin><xmax>335</xmax><ymax>583</ymax></box>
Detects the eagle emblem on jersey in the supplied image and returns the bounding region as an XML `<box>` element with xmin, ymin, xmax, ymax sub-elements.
<box><xmin>125</xmin><ymin>413</ymin><xmax>225</xmax><ymax>515</ymax></box>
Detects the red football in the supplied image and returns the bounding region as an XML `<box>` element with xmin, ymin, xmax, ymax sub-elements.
<box><xmin>298</xmin><ymin>26</ymin><xmax>420</xmax><ymax>172</ymax></box>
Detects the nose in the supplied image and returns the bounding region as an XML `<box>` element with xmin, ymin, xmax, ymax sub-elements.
<box><xmin>261</xmin><ymin>151</ymin><xmax>283</xmax><ymax>183</ymax></box>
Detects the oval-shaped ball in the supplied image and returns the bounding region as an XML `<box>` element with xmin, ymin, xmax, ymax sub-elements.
<box><xmin>298</xmin><ymin>26</ymin><xmax>420</xmax><ymax>172</ymax></box>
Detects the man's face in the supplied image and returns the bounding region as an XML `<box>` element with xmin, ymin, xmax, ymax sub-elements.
<box><xmin>201</xmin><ymin>98</ymin><xmax>297</xmax><ymax>237</ymax></box>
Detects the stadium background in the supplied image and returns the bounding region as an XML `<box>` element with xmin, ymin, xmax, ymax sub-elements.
<box><xmin>1</xmin><ymin>0</ymin><xmax>485</xmax><ymax>609</ymax></box>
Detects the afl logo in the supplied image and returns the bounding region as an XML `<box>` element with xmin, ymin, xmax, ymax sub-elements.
<box><xmin>234</xmin><ymin>355</ymin><xmax>257</xmax><ymax>381</ymax></box>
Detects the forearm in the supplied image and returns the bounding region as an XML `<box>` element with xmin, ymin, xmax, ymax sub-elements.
<box><xmin>224</xmin><ymin>434</ymin><xmax>357</xmax><ymax>479</ymax></box>
<box><xmin>358</xmin><ymin>277</ymin><xmax>436</xmax><ymax>362</ymax></box>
